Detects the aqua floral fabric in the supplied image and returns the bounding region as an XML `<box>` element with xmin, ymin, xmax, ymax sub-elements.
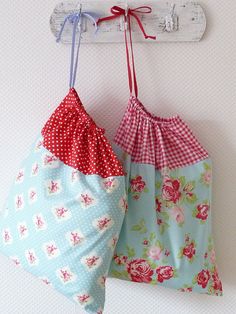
<box><xmin>108</xmin><ymin>147</ymin><xmax>223</xmax><ymax>295</ymax></box>
<box><xmin>0</xmin><ymin>136</ymin><xmax>126</xmax><ymax>313</ymax></box>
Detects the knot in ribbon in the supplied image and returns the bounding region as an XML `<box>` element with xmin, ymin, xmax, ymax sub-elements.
<box><xmin>97</xmin><ymin>5</ymin><xmax>156</xmax><ymax>40</ymax></box>
<box><xmin>56</xmin><ymin>11</ymin><xmax>98</xmax><ymax>43</ymax></box>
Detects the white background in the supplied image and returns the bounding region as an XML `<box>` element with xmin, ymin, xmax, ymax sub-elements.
<box><xmin>0</xmin><ymin>1</ymin><xmax>235</xmax><ymax>313</ymax></box>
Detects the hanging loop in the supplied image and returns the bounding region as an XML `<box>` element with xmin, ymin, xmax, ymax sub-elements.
<box><xmin>97</xmin><ymin>5</ymin><xmax>156</xmax><ymax>98</ymax></box>
<box><xmin>57</xmin><ymin>7</ymin><xmax>98</xmax><ymax>88</ymax></box>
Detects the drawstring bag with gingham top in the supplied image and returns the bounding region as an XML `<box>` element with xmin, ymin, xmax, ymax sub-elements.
<box><xmin>98</xmin><ymin>5</ymin><xmax>223</xmax><ymax>296</ymax></box>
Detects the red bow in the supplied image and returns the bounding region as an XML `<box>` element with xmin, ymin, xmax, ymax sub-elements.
<box><xmin>97</xmin><ymin>5</ymin><xmax>156</xmax><ymax>40</ymax></box>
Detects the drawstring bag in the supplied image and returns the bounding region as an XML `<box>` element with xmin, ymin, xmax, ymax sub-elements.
<box><xmin>98</xmin><ymin>6</ymin><xmax>223</xmax><ymax>296</ymax></box>
<box><xmin>0</xmin><ymin>11</ymin><xmax>126</xmax><ymax>314</ymax></box>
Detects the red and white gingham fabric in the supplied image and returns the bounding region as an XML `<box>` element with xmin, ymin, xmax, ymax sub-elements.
<box><xmin>114</xmin><ymin>96</ymin><xmax>209</xmax><ymax>171</ymax></box>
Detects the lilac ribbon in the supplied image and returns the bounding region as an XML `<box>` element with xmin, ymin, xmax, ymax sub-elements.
<box><xmin>57</xmin><ymin>11</ymin><xmax>98</xmax><ymax>88</ymax></box>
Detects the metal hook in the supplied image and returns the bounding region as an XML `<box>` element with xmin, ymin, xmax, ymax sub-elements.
<box><xmin>78</xmin><ymin>3</ymin><xmax>82</xmax><ymax>28</ymax></box>
<box><xmin>164</xmin><ymin>3</ymin><xmax>178</xmax><ymax>33</ymax></box>
<box><xmin>170</xmin><ymin>3</ymin><xmax>175</xmax><ymax>17</ymax></box>
<box><xmin>125</xmin><ymin>1</ymin><xmax>128</xmax><ymax>16</ymax></box>
<box><xmin>124</xmin><ymin>1</ymin><xmax>129</xmax><ymax>30</ymax></box>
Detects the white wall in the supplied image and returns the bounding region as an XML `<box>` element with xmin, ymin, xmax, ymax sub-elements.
<box><xmin>0</xmin><ymin>1</ymin><xmax>235</xmax><ymax>313</ymax></box>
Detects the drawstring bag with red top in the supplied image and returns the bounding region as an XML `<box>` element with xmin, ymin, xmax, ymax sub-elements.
<box><xmin>0</xmin><ymin>11</ymin><xmax>126</xmax><ymax>314</ymax></box>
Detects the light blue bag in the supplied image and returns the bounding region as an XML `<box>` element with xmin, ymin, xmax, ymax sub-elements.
<box><xmin>0</xmin><ymin>11</ymin><xmax>126</xmax><ymax>314</ymax></box>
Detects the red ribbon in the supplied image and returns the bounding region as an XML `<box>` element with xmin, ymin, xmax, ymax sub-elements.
<box><xmin>97</xmin><ymin>5</ymin><xmax>156</xmax><ymax>98</ymax></box>
<box><xmin>97</xmin><ymin>5</ymin><xmax>156</xmax><ymax>40</ymax></box>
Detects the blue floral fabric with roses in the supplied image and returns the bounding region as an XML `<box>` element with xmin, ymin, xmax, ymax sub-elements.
<box><xmin>108</xmin><ymin>147</ymin><xmax>223</xmax><ymax>296</ymax></box>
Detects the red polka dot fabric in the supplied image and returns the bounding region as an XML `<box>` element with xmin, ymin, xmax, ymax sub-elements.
<box><xmin>42</xmin><ymin>88</ymin><xmax>124</xmax><ymax>178</ymax></box>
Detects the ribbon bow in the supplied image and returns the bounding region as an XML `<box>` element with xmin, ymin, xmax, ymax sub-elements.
<box><xmin>56</xmin><ymin>11</ymin><xmax>98</xmax><ymax>43</ymax></box>
<box><xmin>97</xmin><ymin>5</ymin><xmax>156</xmax><ymax>40</ymax></box>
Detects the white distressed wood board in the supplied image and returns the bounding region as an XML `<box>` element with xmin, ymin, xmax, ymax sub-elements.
<box><xmin>50</xmin><ymin>1</ymin><xmax>206</xmax><ymax>43</ymax></box>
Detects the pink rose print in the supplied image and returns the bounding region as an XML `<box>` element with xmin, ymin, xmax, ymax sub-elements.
<box><xmin>74</xmin><ymin>293</ymin><xmax>93</xmax><ymax>306</ymax></box>
<box><xmin>48</xmin><ymin>180</ymin><xmax>60</xmax><ymax>194</ymax></box>
<box><xmin>55</xmin><ymin>207</ymin><xmax>68</xmax><ymax>218</ymax></box>
<box><xmin>162</xmin><ymin>177</ymin><xmax>181</xmax><ymax>204</ymax></box>
<box><xmin>202</xmin><ymin>170</ymin><xmax>211</xmax><ymax>185</ymax></box>
<box><xmin>71</xmin><ymin>232</ymin><xmax>83</xmax><ymax>246</ymax></box>
<box><xmin>195</xmin><ymin>204</ymin><xmax>210</xmax><ymax>221</ymax></box>
<box><xmin>179</xmin><ymin>286</ymin><xmax>193</xmax><ymax>292</ymax></box>
<box><xmin>86</xmin><ymin>256</ymin><xmax>100</xmax><ymax>268</ymax></box>
<box><xmin>113</xmin><ymin>254</ymin><xmax>128</xmax><ymax>265</ymax></box>
<box><xmin>45</xmin><ymin>180</ymin><xmax>62</xmax><ymax>196</ymax></box>
<box><xmin>130</xmin><ymin>176</ymin><xmax>146</xmax><ymax>192</ymax></box>
<box><xmin>179</xmin><ymin>234</ymin><xmax>196</xmax><ymax>262</ymax></box>
<box><xmin>119</xmin><ymin>195</ymin><xmax>128</xmax><ymax>213</ymax></box>
<box><xmin>170</xmin><ymin>206</ymin><xmax>185</xmax><ymax>225</ymax></box>
<box><xmin>212</xmin><ymin>268</ymin><xmax>223</xmax><ymax>292</ymax></box>
<box><xmin>183</xmin><ymin>242</ymin><xmax>196</xmax><ymax>260</ymax></box>
<box><xmin>108</xmin><ymin>235</ymin><xmax>118</xmax><ymax>249</ymax></box>
<box><xmin>155</xmin><ymin>197</ymin><xmax>162</xmax><ymax>212</ymax></box>
<box><xmin>148</xmin><ymin>246</ymin><xmax>163</xmax><ymax>261</ymax></box>
<box><xmin>79</xmin><ymin>191</ymin><xmax>96</xmax><ymax>208</ymax></box>
<box><xmin>156</xmin><ymin>265</ymin><xmax>174</xmax><ymax>283</ymax></box>
<box><xmin>45</xmin><ymin>243</ymin><xmax>58</xmax><ymax>257</ymax></box>
<box><xmin>79</xmin><ymin>294</ymin><xmax>90</xmax><ymax>304</ymax></box>
<box><xmin>15</xmin><ymin>194</ymin><xmax>24</xmax><ymax>210</ymax></box>
<box><xmin>165</xmin><ymin>249</ymin><xmax>170</xmax><ymax>257</ymax></box>
<box><xmin>3</xmin><ymin>229</ymin><xmax>12</xmax><ymax>244</ymax></box>
<box><xmin>143</xmin><ymin>240</ymin><xmax>149</xmax><ymax>246</ymax></box>
<box><xmin>31</xmin><ymin>163</ymin><xmax>39</xmax><ymax>176</ymax></box>
<box><xmin>81</xmin><ymin>253</ymin><xmax>102</xmax><ymax>271</ymax></box>
<box><xmin>28</xmin><ymin>189</ymin><xmax>37</xmax><ymax>203</ymax></box>
<box><xmin>28</xmin><ymin>252</ymin><xmax>36</xmax><ymax>264</ymax></box>
<box><xmin>71</xmin><ymin>169</ymin><xmax>80</xmax><ymax>182</ymax></box>
<box><xmin>157</xmin><ymin>218</ymin><xmax>163</xmax><ymax>225</ymax></box>
<box><xmin>41</xmin><ymin>278</ymin><xmax>51</xmax><ymax>286</ymax></box>
<box><xmin>43</xmin><ymin>154</ymin><xmax>59</xmax><ymax>168</ymax></box>
<box><xmin>57</xmin><ymin>267</ymin><xmax>77</xmax><ymax>284</ymax></box>
<box><xmin>52</xmin><ymin>205</ymin><xmax>71</xmax><ymax>222</ymax></box>
<box><xmin>101</xmin><ymin>177</ymin><xmax>119</xmax><ymax>193</ymax></box>
<box><xmin>36</xmin><ymin>216</ymin><xmax>44</xmax><ymax>228</ymax></box>
<box><xmin>129</xmin><ymin>175</ymin><xmax>148</xmax><ymax>200</ymax></box>
<box><xmin>200</xmin><ymin>163</ymin><xmax>212</xmax><ymax>186</ymax></box>
<box><xmin>25</xmin><ymin>250</ymin><xmax>38</xmax><ymax>266</ymax></box>
<box><xmin>15</xmin><ymin>169</ymin><xmax>24</xmax><ymax>183</ymax></box>
<box><xmin>18</xmin><ymin>223</ymin><xmax>28</xmax><ymax>238</ymax></box>
<box><xmin>16</xmin><ymin>196</ymin><xmax>22</xmax><ymax>208</ymax></box>
<box><xmin>81</xmin><ymin>194</ymin><xmax>93</xmax><ymax>206</ymax></box>
<box><xmin>197</xmin><ymin>269</ymin><xmax>210</xmax><ymax>288</ymax></box>
<box><xmin>60</xmin><ymin>270</ymin><xmax>72</xmax><ymax>282</ymax></box>
<box><xmin>126</xmin><ymin>259</ymin><xmax>154</xmax><ymax>283</ymax></box>
<box><xmin>92</xmin><ymin>215</ymin><xmax>114</xmax><ymax>233</ymax></box>
<box><xmin>98</xmin><ymin>217</ymin><xmax>111</xmax><ymax>230</ymax></box>
<box><xmin>183</xmin><ymin>182</ymin><xmax>195</xmax><ymax>198</ymax></box>
<box><xmin>33</xmin><ymin>214</ymin><xmax>47</xmax><ymax>230</ymax></box>
<box><xmin>4</xmin><ymin>231</ymin><xmax>10</xmax><ymax>242</ymax></box>
<box><xmin>11</xmin><ymin>256</ymin><xmax>21</xmax><ymax>266</ymax></box>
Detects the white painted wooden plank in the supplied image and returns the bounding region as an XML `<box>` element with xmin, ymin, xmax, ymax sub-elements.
<box><xmin>50</xmin><ymin>1</ymin><xmax>206</xmax><ymax>43</ymax></box>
